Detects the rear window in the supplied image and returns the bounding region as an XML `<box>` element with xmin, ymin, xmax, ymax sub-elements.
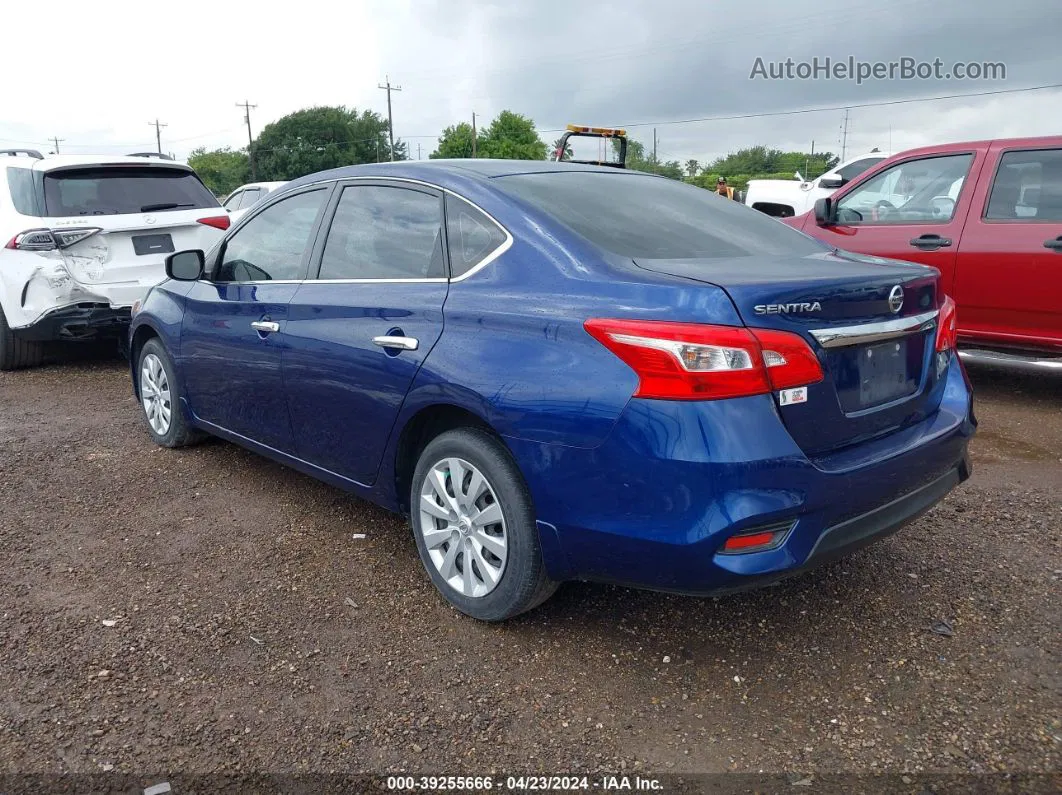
<box><xmin>495</xmin><ymin>171</ymin><xmax>825</xmax><ymax>259</ymax></box>
<box><xmin>42</xmin><ymin>166</ymin><xmax>218</xmax><ymax>217</ymax></box>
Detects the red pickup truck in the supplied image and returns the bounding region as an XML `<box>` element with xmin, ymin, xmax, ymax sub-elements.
<box><xmin>786</xmin><ymin>135</ymin><xmax>1062</xmax><ymax>372</ymax></box>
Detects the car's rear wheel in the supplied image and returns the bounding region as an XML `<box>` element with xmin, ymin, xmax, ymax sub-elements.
<box><xmin>137</xmin><ymin>338</ymin><xmax>203</xmax><ymax>448</ymax></box>
<box><xmin>411</xmin><ymin>428</ymin><xmax>557</xmax><ymax>621</ymax></box>
<box><xmin>0</xmin><ymin>306</ymin><xmax>45</xmax><ymax>371</ymax></box>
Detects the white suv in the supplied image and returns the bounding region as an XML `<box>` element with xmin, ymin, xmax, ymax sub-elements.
<box><xmin>0</xmin><ymin>150</ymin><xmax>229</xmax><ymax>369</ymax></box>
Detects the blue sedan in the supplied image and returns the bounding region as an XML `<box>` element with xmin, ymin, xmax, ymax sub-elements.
<box><xmin>129</xmin><ymin>160</ymin><xmax>975</xmax><ymax>621</ymax></box>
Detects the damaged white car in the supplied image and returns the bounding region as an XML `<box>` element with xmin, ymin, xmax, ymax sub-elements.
<box><xmin>0</xmin><ymin>150</ymin><xmax>229</xmax><ymax>370</ymax></box>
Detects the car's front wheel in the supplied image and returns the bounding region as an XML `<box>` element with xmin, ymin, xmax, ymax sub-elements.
<box><xmin>137</xmin><ymin>338</ymin><xmax>203</xmax><ymax>448</ymax></box>
<box><xmin>411</xmin><ymin>428</ymin><xmax>557</xmax><ymax>621</ymax></box>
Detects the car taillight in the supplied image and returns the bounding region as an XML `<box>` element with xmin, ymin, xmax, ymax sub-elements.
<box><xmin>584</xmin><ymin>318</ymin><xmax>824</xmax><ymax>401</ymax></box>
<box><xmin>4</xmin><ymin>227</ymin><xmax>100</xmax><ymax>251</ymax></box>
<box><xmin>197</xmin><ymin>215</ymin><xmax>230</xmax><ymax>231</ymax></box>
<box><xmin>935</xmin><ymin>295</ymin><xmax>957</xmax><ymax>352</ymax></box>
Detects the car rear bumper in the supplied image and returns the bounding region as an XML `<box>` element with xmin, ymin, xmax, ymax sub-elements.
<box><xmin>508</xmin><ymin>354</ymin><xmax>975</xmax><ymax>594</ymax></box>
<box><xmin>13</xmin><ymin>303</ymin><xmax>131</xmax><ymax>342</ymax></box>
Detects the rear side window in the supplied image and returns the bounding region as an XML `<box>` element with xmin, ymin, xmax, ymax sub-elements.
<box><xmin>445</xmin><ymin>194</ymin><xmax>508</xmax><ymax>277</ymax></box>
<box><xmin>6</xmin><ymin>167</ymin><xmax>40</xmax><ymax>215</ymax></box>
<box><xmin>216</xmin><ymin>189</ymin><xmax>327</xmax><ymax>282</ymax></box>
<box><xmin>222</xmin><ymin>190</ymin><xmax>243</xmax><ymax>210</ymax></box>
<box><xmin>496</xmin><ymin>171</ymin><xmax>825</xmax><ymax>259</ymax></box>
<box><xmin>986</xmin><ymin>148</ymin><xmax>1062</xmax><ymax>221</ymax></box>
<box><xmin>318</xmin><ymin>185</ymin><xmax>445</xmax><ymax>280</ymax></box>
<box><xmin>835</xmin><ymin>157</ymin><xmax>884</xmax><ymax>182</ymax></box>
<box><xmin>42</xmin><ymin>166</ymin><xmax>218</xmax><ymax>217</ymax></box>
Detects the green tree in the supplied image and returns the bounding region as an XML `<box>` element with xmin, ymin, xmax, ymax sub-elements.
<box><xmin>430</xmin><ymin>122</ymin><xmax>477</xmax><ymax>159</ymax></box>
<box><xmin>617</xmin><ymin>138</ymin><xmax>684</xmax><ymax>180</ymax></box>
<box><xmin>685</xmin><ymin>159</ymin><xmax>700</xmax><ymax>178</ymax></box>
<box><xmin>253</xmin><ymin>106</ymin><xmax>399</xmax><ymax>180</ymax></box>
<box><xmin>187</xmin><ymin>146</ymin><xmax>250</xmax><ymax>196</ymax></box>
<box><xmin>477</xmin><ymin>111</ymin><xmax>547</xmax><ymax>160</ymax></box>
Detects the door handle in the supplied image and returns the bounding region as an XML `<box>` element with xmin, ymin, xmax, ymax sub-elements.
<box><xmin>1044</xmin><ymin>237</ymin><xmax>1062</xmax><ymax>251</ymax></box>
<box><xmin>909</xmin><ymin>234</ymin><xmax>952</xmax><ymax>250</ymax></box>
<box><xmin>372</xmin><ymin>335</ymin><xmax>419</xmax><ymax>351</ymax></box>
<box><xmin>251</xmin><ymin>320</ymin><xmax>280</xmax><ymax>333</ymax></box>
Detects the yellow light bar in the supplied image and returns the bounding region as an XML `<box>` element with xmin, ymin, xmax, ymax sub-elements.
<box><xmin>566</xmin><ymin>124</ymin><xmax>626</xmax><ymax>137</ymax></box>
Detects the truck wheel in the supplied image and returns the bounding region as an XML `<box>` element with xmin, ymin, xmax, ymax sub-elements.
<box><xmin>0</xmin><ymin>306</ymin><xmax>45</xmax><ymax>371</ymax></box>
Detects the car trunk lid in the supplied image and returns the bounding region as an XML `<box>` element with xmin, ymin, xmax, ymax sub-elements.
<box><xmin>634</xmin><ymin>250</ymin><xmax>944</xmax><ymax>457</ymax></box>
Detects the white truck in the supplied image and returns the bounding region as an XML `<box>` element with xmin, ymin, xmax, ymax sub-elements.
<box><xmin>744</xmin><ymin>151</ymin><xmax>890</xmax><ymax>218</ymax></box>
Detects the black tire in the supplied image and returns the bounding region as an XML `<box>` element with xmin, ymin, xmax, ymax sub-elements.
<box><xmin>0</xmin><ymin>305</ymin><xmax>45</xmax><ymax>371</ymax></box>
<box><xmin>410</xmin><ymin>428</ymin><xmax>558</xmax><ymax>621</ymax></box>
<box><xmin>136</xmin><ymin>338</ymin><xmax>204</xmax><ymax>448</ymax></box>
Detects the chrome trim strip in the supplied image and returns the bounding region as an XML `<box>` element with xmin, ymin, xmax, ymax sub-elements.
<box><xmin>958</xmin><ymin>349</ymin><xmax>1062</xmax><ymax>372</ymax></box>
<box><xmin>211</xmin><ymin>174</ymin><xmax>514</xmax><ymax>285</ymax></box>
<box><xmin>810</xmin><ymin>310</ymin><xmax>938</xmax><ymax>349</ymax></box>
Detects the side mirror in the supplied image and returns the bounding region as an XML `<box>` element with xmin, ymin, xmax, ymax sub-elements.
<box><xmin>818</xmin><ymin>175</ymin><xmax>845</xmax><ymax>189</ymax></box>
<box><xmin>813</xmin><ymin>197</ymin><xmax>837</xmax><ymax>227</ymax></box>
<box><xmin>166</xmin><ymin>250</ymin><xmax>205</xmax><ymax>281</ymax></box>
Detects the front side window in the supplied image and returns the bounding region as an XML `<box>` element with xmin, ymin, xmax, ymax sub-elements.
<box><xmin>986</xmin><ymin>148</ymin><xmax>1062</xmax><ymax>221</ymax></box>
<box><xmin>318</xmin><ymin>185</ymin><xmax>445</xmax><ymax>280</ymax></box>
<box><xmin>835</xmin><ymin>154</ymin><xmax>973</xmax><ymax>225</ymax></box>
<box><xmin>216</xmin><ymin>189</ymin><xmax>327</xmax><ymax>282</ymax></box>
<box><xmin>445</xmin><ymin>194</ymin><xmax>508</xmax><ymax>277</ymax></box>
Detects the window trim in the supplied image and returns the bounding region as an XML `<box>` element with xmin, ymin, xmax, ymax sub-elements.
<box><xmin>308</xmin><ymin>178</ymin><xmax>451</xmax><ymax>283</ymax></box>
<box><xmin>208</xmin><ymin>176</ymin><xmax>513</xmax><ymax>285</ymax></box>
<box><xmin>980</xmin><ymin>146</ymin><xmax>1062</xmax><ymax>225</ymax></box>
<box><xmin>208</xmin><ymin>183</ymin><xmax>335</xmax><ymax>284</ymax></box>
<box><xmin>834</xmin><ymin>151</ymin><xmax>976</xmax><ymax>227</ymax></box>
<box><xmin>300</xmin><ymin>175</ymin><xmax>512</xmax><ymax>284</ymax></box>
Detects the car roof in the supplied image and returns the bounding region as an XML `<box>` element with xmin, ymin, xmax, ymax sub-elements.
<box><xmin>283</xmin><ymin>159</ymin><xmax>657</xmax><ymax>193</ymax></box>
<box><xmin>885</xmin><ymin>134</ymin><xmax>1062</xmax><ymax>160</ymax></box>
<box><xmin>0</xmin><ymin>153</ymin><xmax>194</xmax><ymax>172</ymax></box>
<box><xmin>235</xmin><ymin>181</ymin><xmax>287</xmax><ymax>191</ymax></box>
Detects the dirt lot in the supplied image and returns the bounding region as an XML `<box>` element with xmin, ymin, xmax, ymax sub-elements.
<box><xmin>0</xmin><ymin>354</ymin><xmax>1058</xmax><ymax>790</ymax></box>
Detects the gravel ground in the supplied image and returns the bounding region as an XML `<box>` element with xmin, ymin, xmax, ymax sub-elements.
<box><xmin>0</xmin><ymin>354</ymin><xmax>1058</xmax><ymax>791</ymax></box>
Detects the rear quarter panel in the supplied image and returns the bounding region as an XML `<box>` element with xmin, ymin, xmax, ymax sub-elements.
<box><xmin>394</xmin><ymin>195</ymin><xmax>744</xmax><ymax>450</ymax></box>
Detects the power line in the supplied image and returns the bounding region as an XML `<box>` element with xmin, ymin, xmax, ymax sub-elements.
<box><xmin>237</xmin><ymin>100</ymin><xmax>258</xmax><ymax>179</ymax></box>
<box><xmin>377</xmin><ymin>76</ymin><xmax>402</xmax><ymax>162</ymax></box>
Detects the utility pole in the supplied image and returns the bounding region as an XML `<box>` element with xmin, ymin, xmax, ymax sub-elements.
<box><xmin>653</xmin><ymin>128</ymin><xmax>658</xmax><ymax>162</ymax></box>
<box><xmin>417</xmin><ymin>143</ymin><xmax>422</xmax><ymax>160</ymax></box>
<box><xmin>376</xmin><ymin>139</ymin><xmax>381</xmax><ymax>163</ymax></box>
<box><xmin>471</xmin><ymin>112</ymin><xmax>477</xmax><ymax>158</ymax></box>
<box><xmin>840</xmin><ymin>108</ymin><xmax>849</xmax><ymax>162</ymax></box>
<box><xmin>377</xmin><ymin>75</ymin><xmax>402</xmax><ymax>161</ymax></box>
<box><xmin>148</xmin><ymin>119</ymin><xmax>167</xmax><ymax>154</ymax></box>
<box><xmin>50</xmin><ymin>136</ymin><xmax>64</xmax><ymax>154</ymax></box>
<box><xmin>237</xmin><ymin>100</ymin><xmax>258</xmax><ymax>180</ymax></box>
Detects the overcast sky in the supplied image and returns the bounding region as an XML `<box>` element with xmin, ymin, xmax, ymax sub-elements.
<box><xmin>2</xmin><ymin>0</ymin><xmax>1059</xmax><ymax>167</ymax></box>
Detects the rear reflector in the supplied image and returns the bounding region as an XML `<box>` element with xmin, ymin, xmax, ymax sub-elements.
<box><xmin>584</xmin><ymin>318</ymin><xmax>824</xmax><ymax>401</ymax></box>
<box><xmin>197</xmin><ymin>215</ymin><xmax>230</xmax><ymax>231</ymax></box>
<box><xmin>720</xmin><ymin>521</ymin><xmax>794</xmax><ymax>554</ymax></box>
<box><xmin>935</xmin><ymin>295</ymin><xmax>957</xmax><ymax>352</ymax></box>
